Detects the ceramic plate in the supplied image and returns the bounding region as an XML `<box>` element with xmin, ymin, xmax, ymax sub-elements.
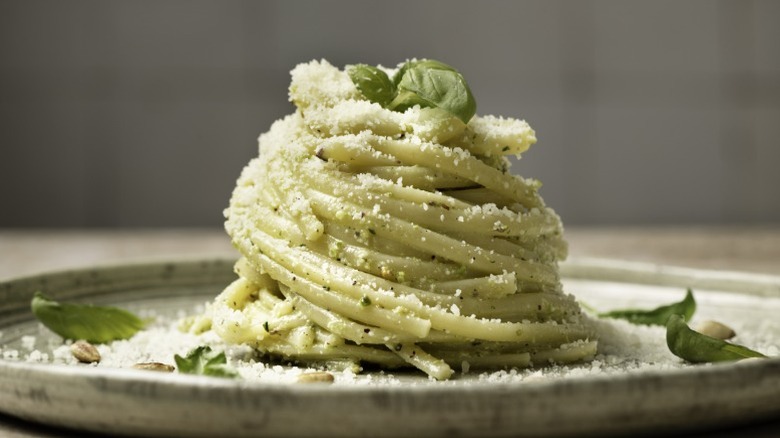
<box><xmin>0</xmin><ymin>258</ymin><xmax>778</xmax><ymax>437</ymax></box>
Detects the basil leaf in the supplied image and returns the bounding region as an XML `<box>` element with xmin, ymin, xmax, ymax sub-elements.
<box><xmin>346</xmin><ymin>59</ymin><xmax>478</xmax><ymax>123</ymax></box>
<box><xmin>666</xmin><ymin>314</ymin><xmax>766</xmax><ymax>363</ymax></box>
<box><xmin>391</xmin><ymin>59</ymin><xmax>456</xmax><ymax>87</ymax></box>
<box><xmin>347</xmin><ymin>64</ymin><xmax>396</xmax><ymax>107</ymax></box>
<box><xmin>599</xmin><ymin>289</ymin><xmax>696</xmax><ymax>326</ymax></box>
<box><xmin>30</xmin><ymin>292</ymin><xmax>146</xmax><ymax>343</ymax></box>
<box><xmin>386</xmin><ymin>90</ymin><xmax>432</xmax><ymax>114</ymax></box>
<box><xmin>389</xmin><ymin>59</ymin><xmax>477</xmax><ymax>123</ymax></box>
<box><xmin>174</xmin><ymin>346</ymin><xmax>238</xmax><ymax>379</ymax></box>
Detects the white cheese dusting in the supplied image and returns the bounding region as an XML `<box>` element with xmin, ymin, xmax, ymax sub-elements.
<box><xmin>6</xmin><ymin>308</ymin><xmax>775</xmax><ymax>386</ymax></box>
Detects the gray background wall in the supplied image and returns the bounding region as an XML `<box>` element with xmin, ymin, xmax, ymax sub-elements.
<box><xmin>1</xmin><ymin>0</ymin><xmax>778</xmax><ymax>228</ymax></box>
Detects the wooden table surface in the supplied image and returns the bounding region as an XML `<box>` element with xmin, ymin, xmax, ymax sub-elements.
<box><xmin>1</xmin><ymin>226</ymin><xmax>779</xmax><ymax>437</ymax></box>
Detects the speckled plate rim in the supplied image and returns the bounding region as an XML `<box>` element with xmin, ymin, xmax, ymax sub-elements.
<box><xmin>1</xmin><ymin>257</ymin><xmax>779</xmax><ymax>438</ymax></box>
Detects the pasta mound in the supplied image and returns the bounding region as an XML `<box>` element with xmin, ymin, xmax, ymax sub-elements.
<box><xmin>196</xmin><ymin>60</ymin><xmax>597</xmax><ymax>379</ymax></box>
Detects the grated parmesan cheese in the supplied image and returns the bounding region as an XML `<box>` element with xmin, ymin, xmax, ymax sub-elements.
<box><xmin>6</xmin><ymin>302</ymin><xmax>775</xmax><ymax>387</ymax></box>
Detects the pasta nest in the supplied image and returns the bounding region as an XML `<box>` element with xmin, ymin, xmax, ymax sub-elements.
<box><xmin>195</xmin><ymin>60</ymin><xmax>597</xmax><ymax>380</ymax></box>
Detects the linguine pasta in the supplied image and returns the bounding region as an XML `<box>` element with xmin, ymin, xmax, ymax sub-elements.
<box><xmin>193</xmin><ymin>60</ymin><xmax>597</xmax><ymax>380</ymax></box>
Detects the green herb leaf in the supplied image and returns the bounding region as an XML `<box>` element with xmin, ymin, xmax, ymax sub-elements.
<box><xmin>666</xmin><ymin>314</ymin><xmax>767</xmax><ymax>363</ymax></box>
<box><xmin>174</xmin><ymin>346</ymin><xmax>239</xmax><ymax>379</ymax></box>
<box><xmin>30</xmin><ymin>292</ymin><xmax>146</xmax><ymax>343</ymax></box>
<box><xmin>347</xmin><ymin>59</ymin><xmax>477</xmax><ymax>124</ymax></box>
<box><xmin>599</xmin><ymin>288</ymin><xmax>696</xmax><ymax>326</ymax></box>
<box><xmin>391</xmin><ymin>59</ymin><xmax>456</xmax><ymax>87</ymax></box>
<box><xmin>347</xmin><ymin>64</ymin><xmax>396</xmax><ymax>107</ymax></box>
<box><xmin>389</xmin><ymin>59</ymin><xmax>477</xmax><ymax>123</ymax></box>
